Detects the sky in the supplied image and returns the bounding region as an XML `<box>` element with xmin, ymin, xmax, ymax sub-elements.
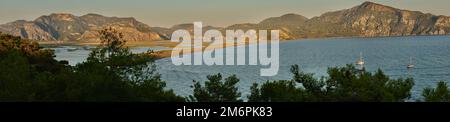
<box><xmin>1</xmin><ymin>0</ymin><xmax>450</xmax><ymax>27</ymax></box>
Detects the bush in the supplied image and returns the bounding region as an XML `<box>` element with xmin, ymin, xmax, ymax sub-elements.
<box><xmin>248</xmin><ymin>80</ymin><xmax>307</xmax><ymax>102</ymax></box>
<box><xmin>248</xmin><ymin>64</ymin><xmax>415</xmax><ymax>102</ymax></box>
<box><xmin>0</xmin><ymin>29</ymin><xmax>183</xmax><ymax>102</ymax></box>
<box><xmin>422</xmin><ymin>81</ymin><xmax>450</xmax><ymax>102</ymax></box>
<box><xmin>188</xmin><ymin>73</ymin><xmax>242</xmax><ymax>102</ymax></box>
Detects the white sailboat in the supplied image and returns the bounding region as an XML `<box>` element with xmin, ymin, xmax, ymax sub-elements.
<box><xmin>356</xmin><ymin>52</ymin><xmax>365</xmax><ymax>65</ymax></box>
<box><xmin>355</xmin><ymin>52</ymin><xmax>365</xmax><ymax>71</ymax></box>
<box><xmin>407</xmin><ymin>57</ymin><xmax>414</xmax><ymax>69</ymax></box>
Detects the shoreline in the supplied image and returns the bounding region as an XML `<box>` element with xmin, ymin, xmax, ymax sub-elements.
<box><xmin>38</xmin><ymin>40</ymin><xmax>259</xmax><ymax>59</ymax></box>
<box><xmin>38</xmin><ymin>34</ymin><xmax>450</xmax><ymax>59</ymax></box>
<box><xmin>39</xmin><ymin>40</ymin><xmax>181</xmax><ymax>48</ymax></box>
<box><xmin>38</xmin><ymin>34</ymin><xmax>450</xmax><ymax>46</ymax></box>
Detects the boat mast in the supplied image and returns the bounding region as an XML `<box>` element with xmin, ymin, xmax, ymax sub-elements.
<box><xmin>410</xmin><ymin>57</ymin><xmax>413</xmax><ymax>64</ymax></box>
<box><xmin>356</xmin><ymin>52</ymin><xmax>365</xmax><ymax>70</ymax></box>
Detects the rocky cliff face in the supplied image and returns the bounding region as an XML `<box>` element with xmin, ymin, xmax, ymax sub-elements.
<box><xmin>298</xmin><ymin>1</ymin><xmax>450</xmax><ymax>38</ymax></box>
<box><xmin>0</xmin><ymin>20</ymin><xmax>57</xmax><ymax>40</ymax></box>
<box><xmin>0</xmin><ymin>13</ymin><xmax>164</xmax><ymax>41</ymax></box>
<box><xmin>1</xmin><ymin>2</ymin><xmax>450</xmax><ymax>41</ymax></box>
<box><xmin>218</xmin><ymin>1</ymin><xmax>450</xmax><ymax>39</ymax></box>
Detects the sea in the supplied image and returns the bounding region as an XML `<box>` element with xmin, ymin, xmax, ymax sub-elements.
<box><xmin>49</xmin><ymin>35</ymin><xmax>450</xmax><ymax>100</ymax></box>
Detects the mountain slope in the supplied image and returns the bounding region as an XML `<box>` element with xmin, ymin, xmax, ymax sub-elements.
<box><xmin>225</xmin><ymin>2</ymin><xmax>450</xmax><ymax>40</ymax></box>
<box><xmin>1</xmin><ymin>2</ymin><xmax>450</xmax><ymax>41</ymax></box>
<box><xmin>259</xmin><ymin>13</ymin><xmax>308</xmax><ymax>27</ymax></box>
<box><xmin>0</xmin><ymin>13</ymin><xmax>165</xmax><ymax>41</ymax></box>
<box><xmin>299</xmin><ymin>1</ymin><xmax>450</xmax><ymax>38</ymax></box>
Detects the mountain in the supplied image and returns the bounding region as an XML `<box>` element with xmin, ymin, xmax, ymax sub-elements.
<box><xmin>1</xmin><ymin>1</ymin><xmax>450</xmax><ymax>41</ymax></box>
<box><xmin>300</xmin><ymin>1</ymin><xmax>450</xmax><ymax>38</ymax></box>
<box><xmin>224</xmin><ymin>14</ymin><xmax>308</xmax><ymax>40</ymax></box>
<box><xmin>259</xmin><ymin>13</ymin><xmax>308</xmax><ymax>27</ymax></box>
<box><xmin>0</xmin><ymin>20</ymin><xmax>58</xmax><ymax>40</ymax></box>
<box><xmin>150</xmin><ymin>23</ymin><xmax>224</xmax><ymax>39</ymax></box>
<box><xmin>0</xmin><ymin>13</ymin><xmax>165</xmax><ymax>41</ymax></box>
<box><xmin>223</xmin><ymin>1</ymin><xmax>450</xmax><ymax>40</ymax></box>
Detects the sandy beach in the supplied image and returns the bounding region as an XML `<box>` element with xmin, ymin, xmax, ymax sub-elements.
<box><xmin>38</xmin><ymin>39</ymin><xmax>265</xmax><ymax>59</ymax></box>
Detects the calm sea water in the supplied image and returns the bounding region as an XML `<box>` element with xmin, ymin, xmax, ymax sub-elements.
<box><xmin>52</xmin><ymin>36</ymin><xmax>450</xmax><ymax>100</ymax></box>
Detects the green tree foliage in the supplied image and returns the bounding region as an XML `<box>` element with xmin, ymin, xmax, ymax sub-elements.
<box><xmin>0</xmin><ymin>51</ymin><xmax>33</xmax><ymax>100</ymax></box>
<box><xmin>422</xmin><ymin>81</ymin><xmax>450</xmax><ymax>102</ymax></box>
<box><xmin>249</xmin><ymin>64</ymin><xmax>415</xmax><ymax>102</ymax></box>
<box><xmin>323</xmin><ymin>65</ymin><xmax>414</xmax><ymax>102</ymax></box>
<box><xmin>0</xmin><ymin>33</ymin><xmax>65</xmax><ymax>101</ymax></box>
<box><xmin>0</xmin><ymin>32</ymin><xmax>60</xmax><ymax>72</ymax></box>
<box><xmin>0</xmin><ymin>30</ymin><xmax>183</xmax><ymax>102</ymax></box>
<box><xmin>248</xmin><ymin>80</ymin><xmax>307</xmax><ymax>102</ymax></box>
<box><xmin>188</xmin><ymin>73</ymin><xmax>242</xmax><ymax>102</ymax></box>
<box><xmin>72</xmin><ymin>27</ymin><xmax>183</xmax><ymax>101</ymax></box>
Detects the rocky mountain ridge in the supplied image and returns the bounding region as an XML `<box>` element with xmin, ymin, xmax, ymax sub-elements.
<box><xmin>1</xmin><ymin>1</ymin><xmax>449</xmax><ymax>41</ymax></box>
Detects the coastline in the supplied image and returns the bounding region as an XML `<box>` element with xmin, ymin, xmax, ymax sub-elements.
<box><xmin>39</xmin><ymin>40</ymin><xmax>181</xmax><ymax>48</ymax></box>
<box><xmin>37</xmin><ymin>34</ymin><xmax>450</xmax><ymax>59</ymax></box>
<box><xmin>38</xmin><ymin>39</ymin><xmax>259</xmax><ymax>59</ymax></box>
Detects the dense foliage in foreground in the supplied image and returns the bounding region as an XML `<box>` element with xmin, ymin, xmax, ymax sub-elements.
<box><xmin>248</xmin><ymin>65</ymin><xmax>415</xmax><ymax>102</ymax></box>
<box><xmin>1</xmin><ymin>31</ymin><xmax>449</xmax><ymax>102</ymax></box>
<box><xmin>0</xmin><ymin>30</ymin><xmax>183</xmax><ymax>102</ymax></box>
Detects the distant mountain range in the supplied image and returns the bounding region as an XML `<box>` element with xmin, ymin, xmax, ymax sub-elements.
<box><xmin>1</xmin><ymin>1</ymin><xmax>450</xmax><ymax>41</ymax></box>
<box><xmin>0</xmin><ymin>13</ymin><xmax>166</xmax><ymax>41</ymax></box>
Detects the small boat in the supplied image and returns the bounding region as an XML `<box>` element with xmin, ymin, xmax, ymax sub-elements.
<box><xmin>356</xmin><ymin>52</ymin><xmax>365</xmax><ymax>65</ymax></box>
<box><xmin>407</xmin><ymin>57</ymin><xmax>414</xmax><ymax>69</ymax></box>
<box><xmin>67</xmin><ymin>47</ymin><xmax>79</xmax><ymax>52</ymax></box>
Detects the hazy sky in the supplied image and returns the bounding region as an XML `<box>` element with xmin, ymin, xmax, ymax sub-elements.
<box><xmin>1</xmin><ymin>0</ymin><xmax>450</xmax><ymax>27</ymax></box>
